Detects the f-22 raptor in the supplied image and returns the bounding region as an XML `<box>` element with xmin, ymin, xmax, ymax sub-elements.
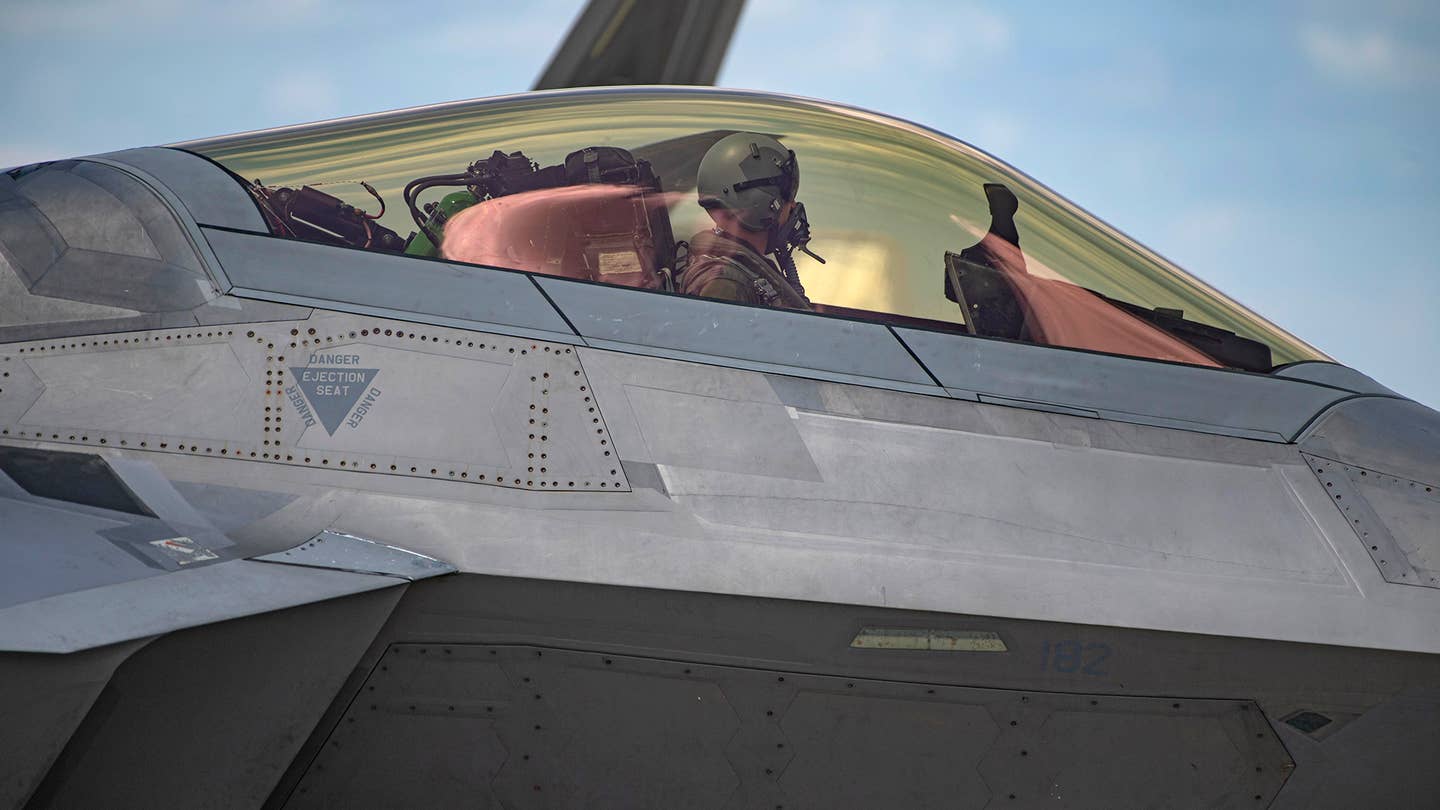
<box><xmin>2</xmin><ymin>1</ymin><xmax>1437</xmax><ymax>807</ymax></box>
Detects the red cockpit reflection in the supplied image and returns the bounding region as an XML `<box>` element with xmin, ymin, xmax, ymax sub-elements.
<box><xmin>440</xmin><ymin>184</ymin><xmax>684</xmax><ymax>291</ymax></box>
<box><xmin>954</xmin><ymin>225</ymin><xmax>1220</xmax><ymax>367</ymax></box>
<box><xmin>1008</xmin><ymin>271</ymin><xmax>1221</xmax><ymax>366</ymax></box>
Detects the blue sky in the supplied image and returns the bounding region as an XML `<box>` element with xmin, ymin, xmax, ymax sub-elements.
<box><xmin>2</xmin><ymin>0</ymin><xmax>1436</xmax><ymax>406</ymax></box>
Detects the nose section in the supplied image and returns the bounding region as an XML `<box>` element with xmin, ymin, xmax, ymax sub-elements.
<box><xmin>1301</xmin><ymin>395</ymin><xmax>1440</xmax><ymax>589</ymax></box>
<box><xmin>0</xmin><ymin>157</ymin><xmax>219</xmax><ymax>328</ymax></box>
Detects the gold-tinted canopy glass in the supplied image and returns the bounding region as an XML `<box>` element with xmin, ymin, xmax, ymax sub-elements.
<box><xmin>186</xmin><ymin>88</ymin><xmax>1325</xmax><ymax>370</ymax></box>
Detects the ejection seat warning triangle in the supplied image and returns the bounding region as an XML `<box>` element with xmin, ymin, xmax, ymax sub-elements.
<box><xmin>289</xmin><ymin>362</ymin><xmax>380</xmax><ymax>436</ymax></box>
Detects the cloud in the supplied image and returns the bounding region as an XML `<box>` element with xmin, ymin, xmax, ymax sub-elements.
<box><xmin>425</xmin><ymin>0</ymin><xmax>580</xmax><ymax>57</ymax></box>
<box><xmin>950</xmin><ymin>4</ymin><xmax>1013</xmax><ymax>56</ymax></box>
<box><xmin>913</xmin><ymin>4</ymin><xmax>1012</xmax><ymax>70</ymax></box>
<box><xmin>736</xmin><ymin>1</ymin><xmax>1011</xmax><ymax>76</ymax></box>
<box><xmin>1296</xmin><ymin>0</ymin><xmax>1437</xmax><ymax>22</ymax></box>
<box><xmin>1156</xmin><ymin>202</ymin><xmax>1253</xmax><ymax>285</ymax></box>
<box><xmin>3</xmin><ymin>0</ymin><xmax>328</xmax><ymax>37</ymax></box>
<box><xmin>969</xmin><ymin>113</ymin><xmax>1024</xmax><ymax>155</ymax></box>
<box><xmin>1068</xmin><ymin>47</ymin><xmax>1173</xmax><ymax>109</ymax></box>
<box><xmin>263</xmin><ymin>74</ymin><xmax>341</xmax><ymax>122</ymax></box>
<box><xmin>3</xmin><ymin>0</ymin><xmax>180</xmax><ymax>35</ymax></box>
<box><xmin>0</xmin><ymin>144</ymin><xmax>69</xmax><ymax>169</ymax></box>
<box><xmin>430</xmin><ymin>19</ymin><xmax>557</xmax><ymax>56</ymax></box>
<box><xmin>1169</xmin><ymin>204</ymin><xmax>1244</xmax><ymax>248</ymax></box>
<box><xmin>1299</xmin><ymin>24</ymin><xmax>1439</xmax><ymax>85</ymax></box>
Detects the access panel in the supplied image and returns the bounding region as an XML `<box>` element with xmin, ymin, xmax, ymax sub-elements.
<box><xmin>282</xmin><ymin>644</ymin><xmax>1290</xmax><ymax>809</ymax></box>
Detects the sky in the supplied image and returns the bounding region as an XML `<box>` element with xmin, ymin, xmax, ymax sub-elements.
<box><xmin>2</xmin><ymin>0</ymin><xmax>1437</xmax><ymax>406</ymax></box>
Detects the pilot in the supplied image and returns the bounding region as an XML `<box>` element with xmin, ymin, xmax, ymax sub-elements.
<box><xmin>677</xmin><ymin>132</ymin><xmax>820</xmax><ymax>309</ymax></box>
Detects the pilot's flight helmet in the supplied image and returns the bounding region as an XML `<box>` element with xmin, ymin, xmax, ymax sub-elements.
<box><xmin>696</xmin><ymin>132</ymin><xmax>799</xmax><ymax>232</ymax></box>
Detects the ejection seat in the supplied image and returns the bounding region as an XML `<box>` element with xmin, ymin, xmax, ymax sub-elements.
<box><xmin>436</xmin><ymin>146</ymin><xmax>676</xmax><ymax>292</ymax></box>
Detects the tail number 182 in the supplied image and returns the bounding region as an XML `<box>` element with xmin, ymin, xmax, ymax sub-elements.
<box><xmin>1040</xmin><ymin>641</ymin><xmax>1111</xmax><ymax>677</ymax></box>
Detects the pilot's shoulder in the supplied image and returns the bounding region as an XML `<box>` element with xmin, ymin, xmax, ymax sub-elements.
<box><xmin>681</xmin><ymin>252</ymin><xmax>754</xmax><ymax>283</ymax></box>
<box><xmin>679</xmin><ymin>254</ymin><xmax>758</xmax><ymax>303</ymax></box>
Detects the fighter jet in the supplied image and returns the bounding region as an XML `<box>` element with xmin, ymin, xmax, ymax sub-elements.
<box><xmin>2</xmin><ymin>1</ymin><xmax>1437</xmax><ymax>808</ymax></box>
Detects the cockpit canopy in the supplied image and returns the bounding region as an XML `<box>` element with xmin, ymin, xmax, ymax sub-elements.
<box><xmin>185</xmin><ymin>88</ymin><xmax>1325</xmax><ymax>371</ymax></box>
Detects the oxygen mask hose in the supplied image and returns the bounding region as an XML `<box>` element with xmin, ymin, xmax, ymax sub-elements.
<box><xmin>783</xmin><ymin>201</ymin><xmax>825</xmax><ymax>264</ymax></box>
<box><xmin>772</xmin><ymin>200</ymin><xmax>825</xmax><ymax>295</ymax></box>
<box><xmin>775</xmin><ymin>247</ymin><xmax>806</xmax><ymax>295</ymax></box>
